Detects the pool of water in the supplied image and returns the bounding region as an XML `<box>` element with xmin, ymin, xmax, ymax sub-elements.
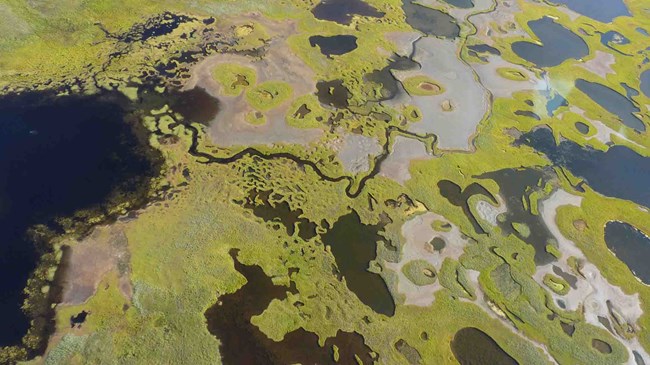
<box><xmin>604</xmin><ymin>221</ymin><xmax>650</xmax><ymax>284</ymax></box>
<box><xmin>468</xmin><ymin>44</ymin><xmax>501</xmax><ymax>56</ymax></box>
<box><xmin>401</xmin><ymin>0</ymin><xmax>460</xmax><ymax>38</ymax></box>
<box><xmin>511</xmin><ymin>17</ymin><xmax>589</xmax><ymax>68</ymax></box>
<box><xmin>0</xmin><ymin>91</ymin><xmax>159</xmax><ymax>347</ymax></box>
<box><xmin>515</xmin><ymin>110</ymin><xmax>541</xmax><ymax>121</ymax></box>
<box><xmin>321</xmin><ymin>211</ymin><xmax>395</xmax><ymax>316</ymax></box>
<box><xmin>442</xmin><ymin>0</ymin><xmax>474</xmax><ymax>8</ymax></box>
<box><xmin>366</xmin><ymin>55</ymin><xmax>420</xmax><ymax>101</ymax></box>
<box><xmin>600</xmin><ymin>31</ymin><xmax>630</xmax><ymax>48</ymax></box>
<box><xmin>316</xmin><ymin>80</ymin><xmax>351</xmax><ymax>108</ymax></box>
<box><xmin>309</xmin><ymin>35</ymin><xmax>358</xmax><ymax>57</ymax></box>
<box><xmin>575</xmin><ymin>122</ymin><xmax>590</xmax><ymax>134</ymax></box>
<box><xmin>620</xmin><ymin>83</ymin><xmax>640</xmax><ymax>100</ymax></box>
<box><xmin>546</xmin><ymin>0</ymin><xmax>630</xmax><ymax>23</ymax></box>
<box><xmin>477</xmin><ymin>168</ymin><xmax>557</xmax><ymax>265</ymax></box>
<box><xmin>242</xmin><ymin>190</ymin><xmax>317</xmax><ymax>241</ymax></box>
<box><xmin>451</xmin><ymin>327</ymin><xmax>518</xmax><ymax>365</ymax></box>
<box><xmin>438</xmin><ymin>180</ymin><xmax>497</xmax><ymax>235</ymax></box>
<box><xmin>575</xmin><ymin>79</ymin><xmax>645</xmax><ymax>132</ymax></box>
<box><xmin>545</xmin><ymin>90</ymin><xmax>568</xmax><ymax>117</ymax></box>
<box><xmin>641</xmin><ymin>69</ymin><xmax>650</xmax><ymax>98</ymax></box>
<box><xmin>205</xmin><ymin>249</ymin><xmax>375</xmax><ymax>364</ymax></box>
<box><xmin>518</xmin><ymin>128</ymin><xmax>650</xmax><ymax>208</ymax></box>
<box><xmin>168</xmin><ymin>87</ymin><xmax>220</xmax><ymax>125</ymax></box>
<box><xmin>311</xmin><ymin>0</ymin><xmax>384</xmax><ymax>25</ymax></box>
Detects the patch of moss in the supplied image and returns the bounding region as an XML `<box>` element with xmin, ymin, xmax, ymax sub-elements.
<box><xmin>245</xmin><ymin>81</ymin><xmax>293</xmax><ymax>111</ymax></box>
<box><xmin>512</xmin><ymin>222</ymin><xmax>531</xmax><ymax>238</ymax></box>
<box><xmin>402</xmin><ymin>260</ymin><xmax>437</xmax><ymax>286</ymax></box>
<box><xmin>285</xmin><ymin>94</ymin><xmax>329</xmax><ymax>129</ymax></box>
<box><xmin>212</xmin><ymin>63</ymin><xmax>257</xmax><ymax>96</ymax></box>
<box><xmin>403</xmin><ymin>105</ymin><xmax>422</xmax><ymax>122</ymax></box>
<box><xmin>497</xmin><ymin>67</ymin><xmax>529</xmax><ymax>81</ymax></box>
<box><xmin>432</xmin><ymin>220</ymin><xmax>452</xmax><ymax>232</ymax></box>
<box><xmin>245</xmin><ymin>111</ymin><xmax>267</xmax><ymax>125</ymax></box>
<box><xmin>545</xmin><ymin>244</ymin><xmax>562</xmax><ymax>260</ymax></box>
<box><xmin>543</xmin><ymin>274</ymin><xmax>570</xmax><ymax>295</ymax></box>
<box><xmin>402</xmin><ymin>75</ymin><xmax>445</xmax><ymax>96</ymax></box>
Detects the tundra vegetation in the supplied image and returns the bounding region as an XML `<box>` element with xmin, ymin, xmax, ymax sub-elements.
<box><xmin>0</xmin><ymin>0</ymin><xmax>649</xmax><ymax>364</ymax></box>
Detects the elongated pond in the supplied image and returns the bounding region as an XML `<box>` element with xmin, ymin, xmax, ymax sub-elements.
<box><xmin>451</xmin><ymin>327</ymin><xmax>518</xmax><ymax>365</ymax></box>
<box><xmin>546</xmin><ymin>0</ymin><xmax>630</xmax><ymax>23</ymax></box>
<box><xmin>575</xmin><ymin>79</ymin><xmax>645</xmax><ymax>132</ymax></box>
<box><xmin>518</xmin><ymin>128</ymin><xmax>650</xmax><ymax>208</ymax></box>
<box><xmin>322</xmin><ymin>211</ymin><xmax>395</xmax><ymax>316</ymax></box>
<box><xmin>604</xmin><ymin>221</ymin><xmax>650</xmax><ymax>285</ymax></box>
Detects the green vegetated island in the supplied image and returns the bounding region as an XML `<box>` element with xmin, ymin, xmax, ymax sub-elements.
<box><xmin>0</xmin><ymin>0</ymin><xmax>649</xmax><ymax>364</ymax></box>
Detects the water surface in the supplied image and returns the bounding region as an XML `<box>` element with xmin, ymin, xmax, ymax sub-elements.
<box><xmin>401</xmin><ymin>0</ymin><xmax>460</xmax><ymax>38</ymax></box>
<box><xmin>477</xmin><ymin>168</ymin><xmax>557</xmax><ymax>265</ymax></box>
<box><xmin>451</xmin><ymin>327</ymin><xmax>518</xmax><ymax>365</ymax></box>
<box><xmin>518</xmin><ymin>128</ymin><xmax>650</xmax><ymax>208</ymax></box>
<box><xmin>205</xmin><ymin>249</ymin><xmax>374</xmax><ymax>364</ymax></box>
<box><xmin>604</xmin><ymin>221</ymin><xmax>650</xmax><ymax>284</ymax></box>
<box><xmin>575</xmin><ymin>79</ymin><xmax>645</xmax><ymax>131</ymax></box>
<box><xmin>442</xmin><ymin>0</ymin><xmax>474</xmax><ymax>8</ymax></box>
<box><xmin>309</xmin><ymin>35</ymin><xmax>358</xmax><ymax>57</ymax></box>
<box><xmin>312</xmin><ymin>0</ymin><xmax>384</xmax><ymax>25</ymax></box>
<box><xmin>321</xmin><ymin>211</ymin><xmax>395</xmax><ymax>316</ymax></box>
<box><xmin>0</xmin><ymin>91</ymin><xmax>159</xmax><ymax>347</ymax></box>
<box><xmin>511</xmin><ymin>17</ymin><xmax>589</xmax><ymax>67</ymax></box>
<box><xmin>546</xmin><ymin>0</ymin><xmax>630</xmax><ymax>23</ymax></box>
<box><xmin>641</xmin><ymin>69</ymin><xmax>650</xmax><ymax>98</ymax></box>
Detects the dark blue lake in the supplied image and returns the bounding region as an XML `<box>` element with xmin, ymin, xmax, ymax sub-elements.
<box><xmin>547</xmin><ymin>0</ymin><xmax>630</xmax><ymax>23</ymax></box>
<box><xmin>512</xmin><ymin>17</ymin><xmax>589</xmax><ymax>68</ymax></box>
<box><xmin>0</xmin><ymin>91</ymin><xmax>158</xmax><ymax>348</ymax></box>
<box><xmin>575</xmin><ymin>79</ymin><xmax>645</xmax><ymax>132</ymax></box>
<box><xmin>518</xmin><ymin>128</ymin><xmax>650</xmax><ymax>208</ymax></box>
<box><xmin>605</xmin><ymin>221</ymin><xmax>650</xmax><ymax>285</ymax></box>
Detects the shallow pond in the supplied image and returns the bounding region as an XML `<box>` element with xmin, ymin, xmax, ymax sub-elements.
<box><xmin>620</xmin><ymin>83</ymin><xmax>639</xmax><ymax>100</ymax></box>
<box><xmin>205</xmin><ymin>249</ymin><xmax>374</xmax><ymax>364</ymax></box>
<box><xmin>518</xmin><ymin>128</ymin><xmax>650</xmax><ymax>208</ymax></box>
<box><xmin>311</xmin><ymin>0</ymin><xmax>384</xmax><ymax>25</ymax></box>
<box><xmin>511</xmin><ymin>17</ymin><xmax>589</xmax><ymax>68</ymax></box>
<box><xmin>366</xmin><ymin>55</ymin><xmax>420</xmax><ymax>101</ymax></box>
<box><xmin>451</xmin><ymin>327</ymin><xmax>518</xmax><ymax>365</ymax></box>
<box><xmin>600</xmin><ymin>31</ymin><xmax>630</xmax><ymax>49</ymax></box>
<box><xmin>468</xmin><ymin>44</ymin><xmax>501</xmax><ymax>56</ymax></box>
<box><xmin>477</xmin><ymin>168</ymin><xmax>557</xmax><ymax>265</ymax></box>
<box><xmin>321</xmin><ymin>211</ymin><xmax>395</xmax><ymax>316</ymax></box>
<box><xmin>0</xmin><ymin>91</ymin><xmax>159</xmax><ymax>347</ymax></box>
<box><xmin>604</xmin><ymin>221</ymin><xmax>650</xmax><ymax>285</ymax></box>
<box><xmin>316</xmin><ymin>80</ymin><xmax>351</xmax><ymax>108</ymax></box>
<box><xmin>545</xmin><ymin>90</ymin><xmax>568</xmax><ymax>117</ymax></box>
<box><xmin>438</xmin><ymin>180</ymin><xmax>497</xmax><ymax>235</ymax></box>
<box><xmin>575</xmin><ymin>122</ymin><xmax>590</xmax><ymax>134</ymax></box>
<box><xmin>402</xmin><ymin>0</ymin><xmax>460</xmax><ymax>38</ymax></box>
<box><xmin>546</xmin><ymin>0</ymin><xmax>629</xmax><ymax>23</ymax></box>
<box><xmin>309</xmin><ymin>35</ymin><xmax>358</xmax><ymax>57</ymax></box>
<box><xmin>641</xmin><ymin>69</ymin><xmax>650</xmax><ymax>98</ymax></box>
<box><xmin>442</xmin><ymin>0</ymin><xmax>474</xmax><ymax>8</ymax></box>
<box><xmin>575</xmin><ymin>79</ymin><xmax>645</xmax><ymax>132</ymax></box>
<box><xmin>242</xmin><ymin>190</ymin><xmax>317</xmax><ymax>241</ymax></box>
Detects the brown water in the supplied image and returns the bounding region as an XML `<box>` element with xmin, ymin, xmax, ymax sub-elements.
<box><xmin>451</xmin><ymin>327</ymin><xmax>518</xmax><ymax>365</ymax></box>
<box><xmin>204</xmin><ymin>249</ymin><xmax>375</xmax><ymax>364</ymax></box>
